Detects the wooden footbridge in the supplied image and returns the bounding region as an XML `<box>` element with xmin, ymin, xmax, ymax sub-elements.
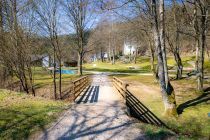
<box><xmin>61</xmin><ymin>75</ymin><xmax>165</xmax><ymax>127</ymax></box>
<box><xmin>36</xmin><ymin>74</ymin><xmax>166</xmax><ymax>140</ymax></box>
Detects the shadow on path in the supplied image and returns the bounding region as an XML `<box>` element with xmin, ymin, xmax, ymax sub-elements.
<box><xmin>54</xmin><ymin>101</ymin><xmax>143</xmax><ymax>140</ymax></box>
<box><xmin>76</xmin><ymin>86</ymin><xmax>100</xmax><ymax>104</ymax></box>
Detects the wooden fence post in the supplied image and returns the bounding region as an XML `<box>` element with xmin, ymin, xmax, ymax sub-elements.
<box><xmin>73</xmin><ymin>82</ymin><xmax>76</xmax><ymax>102</ymax></box>
<box><xmin>122</xmin><ymin>83</ymin><xmax>127</xmax><ymax>103</ymax></box>
<box><xmin>124</xmin><ymin>83</ymin><xmax>130</xmax><ymax>116</ymax></box>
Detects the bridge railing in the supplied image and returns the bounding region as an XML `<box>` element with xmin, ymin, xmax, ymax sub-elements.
<box><xmin>72</xmin><ymin>76</ymin><xmax>90</xmax><ymax>101</ymax></box>
<box><xmin>113</xmin><ymin>76</ymin><xmax>129</xmax><ymax>99</ymax></box>
<box><xmin>112</xmin><ymin>76</ymin><xmax>166</xmax><ymax>127</ymax></box>
<box><xmin>61</xmin><ymin>76</ymin><xmax>90</xmax><ymax>101</ymax></box>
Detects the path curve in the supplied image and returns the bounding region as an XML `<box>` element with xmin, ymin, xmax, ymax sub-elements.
<box><xmin>33</xmin><ymin>74</ymin><xmax>145</xmax><ymax>140</ymax></box>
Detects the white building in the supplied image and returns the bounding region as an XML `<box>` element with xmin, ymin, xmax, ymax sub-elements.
<box><xmin>123</xmin><ymin>40</ymin><xmax>138</xmax><ymax>55</ymax></box>
<box><xmin>42</xmin><ymin>55</ymin><xmax>50</xmax><ymax>67</ymax></box>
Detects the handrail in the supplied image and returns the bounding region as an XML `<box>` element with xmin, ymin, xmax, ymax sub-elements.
<box><xmin>113</xmin><ymin>76</ymin><xmax>129</xmax><ymax>99</ymax></box>
<box><xmin>112</xmin><ymin>76</ymin><xmax>166</xmax><ymax>127</ymax></box>
<box><xmin>72</xmin><ymin>76</ymin><xmax>88</xmax><ymax>84</ymax></box>
<box><xmin>72</xmin><ymin>76</ymin><xmax>90</xmax><ymax>101</ymax></box>
<box><xmin>61</xmin><ymin>76</ymin><xmax>90</xmax><ymax>101</ymax></box>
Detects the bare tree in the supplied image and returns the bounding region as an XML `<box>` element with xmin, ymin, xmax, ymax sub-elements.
<box><xmin>64</xmin><ymin>0</ymin><xmax>94</xmax><ymax>75</ymax></box>
<box><xmin>192</xmin><ymin>0</ymin><xmax>209</xmax><ymax>91</ymax></box>
<box><xmin>151</xmin><ymin>0</ymin><xmax>177</xmax><ymax>115</ymax></box>
<box><xmin>165</xmin><ymin>0</ymin><xmax>183</xmax><ymax>79</ymax></box>
<box><xmin>99</xmin><ymin>0</ymin><xmax>177</xmax><ymax>115</ymax></box>
<box><xmin>0</xmin><ymin>0</ymin><xmax>36</xmax><ymax>95</ymax></box>
<box><xmin>181</xmin><ymin>0</ymin><xmax>210</xmax><ymax>91</ymax></box>
<box><xmin>34</xmin><ymin>0</ymin><xmax>63</xmax><ymax>99</ymax></box>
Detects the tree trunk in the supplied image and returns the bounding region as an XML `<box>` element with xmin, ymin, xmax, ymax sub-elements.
<box><xmin>134</xmin><ymin>47</ymin><xmax>138</xmax><ymax>64</ymax></box>
<box><xmin>112</xmin><ymin>48</ymin><xmax>115</xmax><ymax>65</ymax></box>
<box><xmin>174</xmin><ymin>52</ymin><xmax>183</xmax><ymax>79</ymax></box>
<box><xmin>193</xmin><ymin>3</ymin><xmax>199</xmax><ymax>72</ymax></box>
<box><xmin>173</xmin><ymin>0</ymin><xmax>183</xmax><ymax>79</ymax></box>
<box><xmin>197</xmin><ymin>35</ymin><xmax>205</xmax><ymax>91</ymax></box>
<box><xmin>195</xmin><ymin>39</ymin><xmax>199</xmax><ymax>71</ymax></box>
<box><xmin>27</xmin><ymin>65</ymin><xmax>35</xmax><ymax>96</ymax></box>
<box><xmin>129</xmin><ymin>47</ymin><xmax>132</xmax><ymax>63</ymax></box>
<box><xmin>59</xmin><ymin>61</ymin><xmax>62</xmax><ymax>99</ymax></box>
<box><xmin>151</xmin><ymin>0</ymin><xmax>177</xmax><ymax>116</ymax></box>
<box><xmin>197</xmin><ymin>3</ymin><xmax>208</xmax><ymax>92</ymax></box>
<box><xmin>108</xmin><ymin>37</ymin><xmax>111</xmax><ymax>62</ymax></box>
<box><xmin>100</xmin><ymin>47</ymin><xmax>104</xmax><ymax>62</ymax></box>
<box><xmin>53</xmin><ymin>48</ymin><xmax>57</xmax><ymax>100</ymax></box>
<box><xmin>197</xmin><ymin>21</ymin><xmax>207</xmax><ymax>91</ymax></box>
<box><xmin>78</xmin><ymin>52</ymin><xmax>83</xmax><ymax>75</ymax></box>
<box><xmin>146</xmin><ymin>31</ymin><xmax>157</xmax><ymax>77</ymax></box>
<box><xmin>149</xmin><ymin>40</ymin><xmax>156</xmax><ymax>75</ymax></box>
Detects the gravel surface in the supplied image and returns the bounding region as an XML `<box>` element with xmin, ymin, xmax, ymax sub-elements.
<box><xmin>32</xmin><ymin>75</ymin><xmax>145</xmax><ymax>140</ymax></box>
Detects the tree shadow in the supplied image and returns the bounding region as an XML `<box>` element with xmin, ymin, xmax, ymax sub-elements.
<box><xmin>0</xmin><ymin>107</ymin><xmax>61</xmax><ymax>139</ymax></box>
<box><xmin>125</xmin><ymin>90</ymin><xmax>167</xmax><ymax>127</ymax></box>
<box><xmin>38</xmin><ymin>101</ymin><xmax>145</xmax><ymax>140</ymax></box>
<box><xmin>177</xmin><ymin>87</ymin><xmax>210</xmax><ymax>115</ymax></box>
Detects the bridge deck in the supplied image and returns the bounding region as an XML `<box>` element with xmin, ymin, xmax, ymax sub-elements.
<box><xmin>34</xmin><ymin>75</ymin><xmax>144</xmax><ymax>140</ymax></box>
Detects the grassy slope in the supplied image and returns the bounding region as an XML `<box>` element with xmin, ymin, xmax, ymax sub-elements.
<box><xmin>117</xmin><ymin>74</ymin><xmax>210</xmax><ymax>139</ymax></box>
<box><xmin>0</xmin><ymin>89</ymin><xmax>68</xmax><ymax>139</ymax></box>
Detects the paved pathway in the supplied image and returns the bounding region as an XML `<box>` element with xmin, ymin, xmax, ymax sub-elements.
<box><xmin>33</xmin><ymin>74</ymin><xmax>145</xmax><ymax>140</ymax></box>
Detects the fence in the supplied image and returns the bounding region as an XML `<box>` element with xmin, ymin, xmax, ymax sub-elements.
<box><xmin>113</xmin><ymin>76</ymin><xmax>166</xmax><ymax>127</ymax></box>
<box><xmin>61</xmin><ymin>76</ymin><xmax>90</xmax><ymax>102</ymax></box>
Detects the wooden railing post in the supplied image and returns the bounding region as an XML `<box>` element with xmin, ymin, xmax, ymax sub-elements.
<box><xmin>61</xmin><ymin>76</ymin><xmax>90</xmax><ymax>102</ymax></box>
<box><xmin>71</xmin><ymin>76</ymin><xmax>90</xmax><ymax>102</ymax></box>
<box><xmin>121</xmin><ymin>82</ymin><xmax>130</xmax><ymax>115</ymax></box>
<box><xmin>73</xmin><ymin>82</ymin><xmax>76</xmax><ymax>102</ymax></box>
<box><xmin>122</xmin><ymin>83</ymin><xmax>129</xmax><ymax>102</ymax></box>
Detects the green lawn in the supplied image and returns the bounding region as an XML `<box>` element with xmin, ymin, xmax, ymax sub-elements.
<box><xmin>84</xmin><ymin>56</ymin><xmax>210</xmax><ymax>76</ymax></box>
<box><xmin>29</xmin><ymin>67</ymin><xmax>82</xmax><ymax>98</ymax></box>
<box><xmin>115</xmin><ymin>74</ymin><xmax>210</xmax><ymax>139</ymax></box>
<box><xmin>83</xmin><ymin>56</ymin><xmax>199</xmax><ymax>73</ymax></box>
<box><xmin>0</xmin><ymin>89</ymin><xmax>68</xmax><ymax>140</ymax></box>
<box><xmin>33</xmin><ymin>67</ymin><xmax>80</xmax><ymax>89</ymax></box>
<box><xmin>83</xmin><ymin>62</ymin><xmax>150</xmax><ymax>73</ymax></box>
<box><xmin>10</xmin><ymin>67</ymin><xmax>80</xmax><ymax>90</ymax></box>
<box><xmin>167</xmin><ymin>56</ymin><xmax>195</xmax><ymax>67</ymax></box>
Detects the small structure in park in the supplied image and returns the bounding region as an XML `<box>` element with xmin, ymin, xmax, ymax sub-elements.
<box><xmin>31</xmin><ymin>54</ymin><xmax>78</xmax><ymax>67</ymax></box>
<box><xmin>123</xmin><ymin>39</ymin><xmax>138</xmax><ymax>56</ymax></box>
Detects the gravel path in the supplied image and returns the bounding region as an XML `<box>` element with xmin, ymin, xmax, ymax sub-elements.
<box><xmin>33</xmin><ymin>75</ymin><xmax>145</xmax><ymax>140</ymax></box>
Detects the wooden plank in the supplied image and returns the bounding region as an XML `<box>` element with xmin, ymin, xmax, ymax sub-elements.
<box><xmin>72</xmin><ymin>76</ymin><xmax>90</xmax><ymax>102</ymax></box>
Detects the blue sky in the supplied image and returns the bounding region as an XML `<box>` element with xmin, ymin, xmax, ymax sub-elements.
<box><xmin>20</xmin><ymin>0</ymin><xmax>181</xmax><ymax>36</ymax></box>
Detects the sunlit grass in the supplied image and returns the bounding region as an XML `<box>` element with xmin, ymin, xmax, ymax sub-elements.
<box><xmin>0</xmin><ymin>89</ymin><xmax>68</xmax><ymax>139</ymax></box>
<box><xmin>204</xmin><ymin>60</ymin><xmax>210</xmax><ymax>72</ymax></box>
<box><xmin>83</xmin><ymin>56</ymin><xmax>200</xmax><ymax>73</ymax></box>
<box><xmin>83</xmin><ymin>61</ymin><xmax>151</xmax><ymax>73</ymax></box>
<box><xmin>115</xmin><ymin>74</ymin><xmax>210</xmax><ymax>139</ymax></box>
<box><xmin>32</xmin><ymin>67</ymin><xmax>80</xmax><ymax>89</ymax></box>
